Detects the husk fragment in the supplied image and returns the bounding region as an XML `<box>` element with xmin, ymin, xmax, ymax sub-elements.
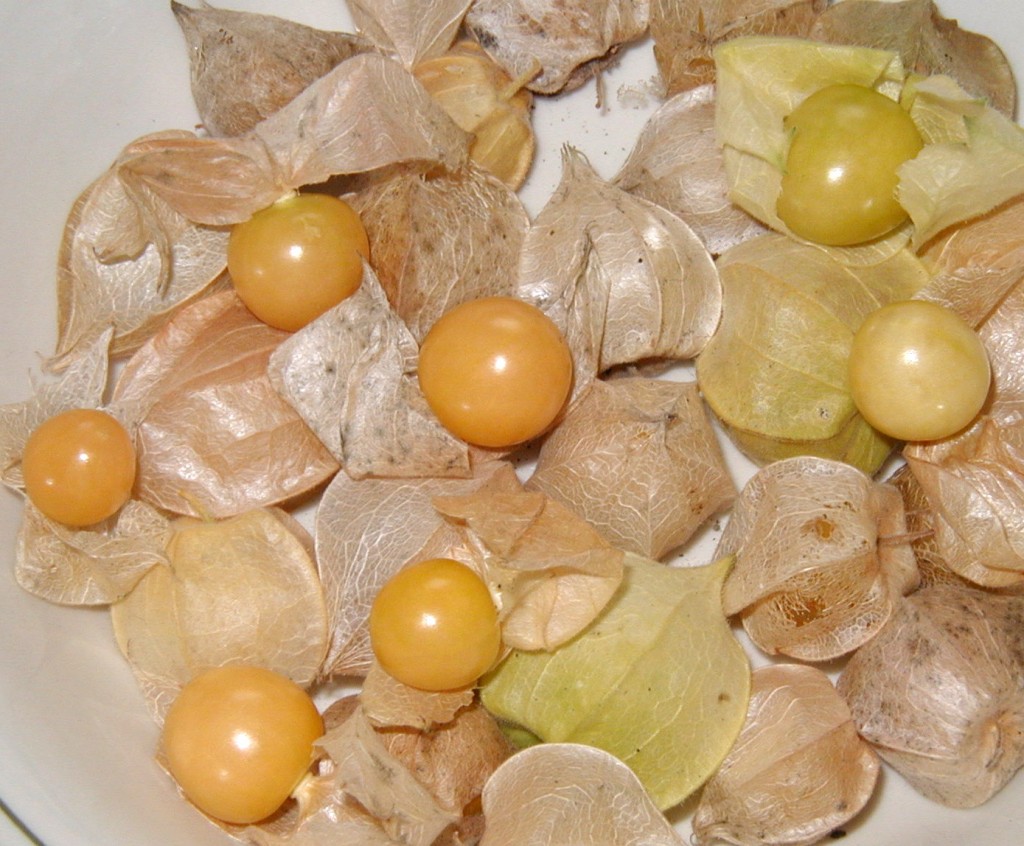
<box><xmin>837</xmin><ymin>585</ymin><xmax>1024</xmax><ymax>808</ymax></box>
<box><xmin>172</xmin><ymin>1</ymin><xmax>374</xmax><ymax>136</ymax></box>
<box><xmin>718</xmin><ymin>457</ymin><xmax>919</xmax><ymax>661</ymax></box>
<box><xmin>346</xmin><ymin>0</ymin><xmax>472</xmax><ymax>69</ymax></box>
<box><xmin>526</xmin><ymin>377</ymin><xmax>735</xmax><ymax>560</ymax></box>
<box><xmin>692</xmin><ymin>663</ymin><xmax>879</xmax><ymax>846</ymax></box>
<box><xmin>360</xmin><ymin>663</ymin><xmax>474</xmax><ymax>731</ymax></box>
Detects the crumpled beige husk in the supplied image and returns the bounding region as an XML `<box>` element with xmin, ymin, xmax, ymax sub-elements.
<box><xmin>347</xmin><ymin>164</ymin><xmax>529</xmax><ymax>344</ymax></box>
<box><xmin>267</xmin><ymin>263</ymin><xmax>470</xmax><ymax>479</ymax></box>
<box><xmin>347</xmin><ymin>0</ymin><xmax>472</xmax><ymax>69</ymax></box>
<box><xmin>526</xmin><ymin>377</ymin><xmax>735</xmax><ymax>560</ymax></box>
<box><xmin>111</xmin><ymin>290</ymin><xmax>338</xmax><ymax>519</ymax></box>
<box><xmin>718</xmin><ymin>457</ymin><xmax>919</xmax><ymax>661</ymax></box>
<box><xmin>650</xmin><ymin>0</ymin><xmax>826</xmax><ymax>96</ymax></box>
<box><xmin>360</xmin><ymin>663</ymin><xmax>474</xmax><ymax>731</ymax></box>
<box><xmin>614</xmin><ymin>83</ymin><xmax>767</xmax><ymax>256</ymax></box>
<box><xmin>693</xmin><ymin>663</ymin><xmax>879</xmax><ymax>846</ymax></box>
<box><xmin>479</xmin><ymin>743</ymin><xmax>686</xmax><ymax>846</ymax></box>
<box><xmin>837</xmin><ymin>584</ymin><xmax>1024</xmax><ymax>808</ymax></box>
<box><xmin>171</xmin><ymin>1</ymin><xmax>374</xmax><ymax>136</ymax></box>
<box><xmin>517</xmin><ymin>146</ymin><xmax>722</xmax><ymax>404</ymax></box>
<box><xmin>903</xmin><ymin>272</ymin><xmax>1024</xmax><ymax>589</ymax></box>
<box><xmin>465</xmin><ymin>0</ymin><xmax>650</xmax><ymax>95</ymax></box>
<box><xmin>810</xmin><ymin>0</ymin><xmax>1017</xmax><ymax>118</ymax></box>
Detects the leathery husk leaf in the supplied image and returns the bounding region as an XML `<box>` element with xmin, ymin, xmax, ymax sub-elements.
<box><xmin>479</xmin><ymin>743</ymin><xmax>687</xmax><ymax>846</ymax></box>
<box><xmin>903</xmin><ymin>274</ymin><xmax>1024</xmax><ymax>589</ymax></box>
<box><xmin>171</xmin><ymin>1</ymin><xmax>374</xmax><ymax>136</ymax></box>
<box><xmin>54</xmin><ymin>133</ymin><xmax>229</xmax><ymax>365</ymax></box>
<box><xmin>693</xmin><ymin>664</ymin><xmax>880</xmax><ymax>846</ymax></box>
<box><xmin>517</xmin><ymin>147</ymin><xmax>721</xmax><ymax>403</ymax></box>
<box><xmin>111</xmin><ymin>290</ymin><xmax>339</xmax><ymax>519</ymax></box>
<box><xmin>614</xmin><ymin>83</ymin><xmax>767</xmax><ymax>257</ymax></box>
<box><xmin>346</xmin><ymin>0</ymin><xmax>472</xmax><ymax>68</ymax></box>
<box><xmin>718</xmin><ymin>457</ymin><xmax>919</xmax><ymax>661</ymax></box>
<box><xmin>696</xmin><ymin>234</ymin><xmax>928</xmax><ymax>473</ymax></box>
<box><xmin>480</xmin><ymin>554</ymin><xmax>750</xmax><ymax>810</ymax></box>
<box><xmin>837</xmin><ymin>584</ymin><xmax>1024</xmax><ymax>808</ymax></box>
<box><xmin>268</xmin><ymin>263</ymin><xmax>470</xmax><ymax>478</ymax></box>
<box><xmin>432</xmin><ymin>486</ymin><xmax>625</xmax><ymax>652</ymax></box>
<box><xmin>526</xmin><ymin>377</ymin><xmax>735</xmax><ymax>560</ymax></box>
<box><xmin>651</xmin><ymin>0</ymin><xmax>826</xmax><ymax>96</ymax></box>
<box><xmin>810</xmin><ymin>0</ymin><xmax>1017</xmax><ymax>118</ymax></box>
<box><xmin>465</xmin><ymin>0</ymin><xmax>650</xmax><ymax>95</ymax></box>
<box><xmin>110</xmin><ymin>508</ymin><xmax>328</xmax><ymax>721</ymax></box>
<box><xmin>314</xmin><ymin>461</ymin><xmax>520</xmax><ymax>677</ymax></box>
<box><xmin>347</xmin><ymin>165</ymin><xmax>529</xmax><ymax>344</ymax></box>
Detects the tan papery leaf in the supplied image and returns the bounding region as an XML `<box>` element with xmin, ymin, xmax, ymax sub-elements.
<box><xmin>479</xmin><ymin>743</ymin><xmax>686</xmax><ymax>846</ymax></box>
<box><xmin>349</xmin><ymin>166</ymin><xmax>529</xmax><ymax>344</ymax></box>
<box><xmin>347</xmin><ymin>0</ymin><xmax>472</xmax><ymax>68</ymax></box>
<box><xmin>718</xmin><ymin>457</ymin><xmax>919</xmax><ymax>660</ymax></box>
<box><xmin>361</xmin><ymin>662</ymin><xmax>473</xmax><ymax>731</ymax></box>
<box><xmin>651</xmin><ymin>0</ymin><xmax>826</xmax><ymax>96</ymax></box>
<box><xmin>527</xmin><ymin>377</ymin><xmax>735</xmax><ymax>560</ymax></box>
<box><xmin>838</xmin><ymin>585</ymin><xmax>1024</xmax><ymax>808</ymax></box>
<box><xmin>693</xmin><ymin>664</ymin><xmax>879</xmax><ymax>846</ymax></box>
<box><xmin>172</xmin><ymin>1</ymin><xmax>373</xmax><ymax>136</ymax></box>
<box><xmin>517</xmin><ymin>146</ymin><xmax>721</xmax><ymax>402</ymax></box>
<box><xmin>112</xmin><ymin>290</ymin><xmax>339</xmax><ymax>518</ymax></box>
<box><xmin>465</xmin><ymin>0</ymin><xmax>650</xmax><ymax>95</ymax></box>
<box><xmin>614</xmin><ymin>83</ymin><xmax>767</xmax><ymax>256</ymax></box>
<box><xmin>268</xmin><ymin>264</ymin><xmax>471</xmax><ymax>478</ymax></box>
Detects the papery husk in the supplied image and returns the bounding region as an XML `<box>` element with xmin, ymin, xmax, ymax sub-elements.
<box><xmin>268</xmin><ymin>263</ymin><xmax>470</xmax><ymax>478</ymax></box>
<box><xmin>16</xmin><ymin>500</ymin><xmax>170</xmax><ymax>606</ymax></box>
<box><xmin>837</xmin><ymin>584</ymin><xmax>1024</xmax><ymax>808</ymax></box>
<box><xmin>810</xmin><ymin>0</ymin><xmax>1017</xmax><ymax>118</ymax></box>
<box><xmin>171</xmin><ymin>1</ymin><xmax>374</xmax><ymax>136</ymax></box>
<box><xmin>361</xmin><ymin>662</ymin><xmax>474</xmax><ymax>731</ymax></box>
<box><xmin>347</xmin><ymin>164</ymin><xmax>529</xmax><ymax>343</ymax></box>
<box><xmin>650</xmin><ymin>0</ymin><xmax>826</xmax><ymax>96</ymax></box>
<box><xmin>347</xmin><ymin>0</ymin><xmax>472</xmax><ymax>69</ymax></box>
<box><xmin>110</xmin><ymin>508</ymin><xmax>328</xmax><ymax>721</ymax></box>
<box><xmin>517</xmin><ymin>146</ymin><xmax>722</xmax><ymax>403</ymax></box>
<box><xmin>465</xmin><ymin>0</ymin><xmax>650</xmax><ymax>95</ymax></box>
<box><xmin>697</xmin><ymin>234</ymin><xmax>929</xmax><ymax>473</ymax></box>
<box><xmin>614</xmin><ymin>83</ymin><xmax>767</xmax><ymax>256</ymax></box>
<box><xmin>718</xmin><ymin>457</ymin><xmax>919</xmax><ymax>661</ymax></box>
<box><xmin>526</xmin><ymin>377</ymin><xmax>735</xmax><ymax>560</ymax></box>
<box><xmin>692</xmin><ymin>664</ymin><xmax>879</xmax><ymax>846</ymax></box>
<box><xmin>479</xmin><ymin>743</ymin><xmax>687</xmax><ymax>846</ymax></box>
<box><xmin>412</xmin><ymin>42</ymin><xmax>535</xmax><ymax>189</ymax></box>
<box><xmin>111</xmin><ymin>290</ymin><xmax>339</xmax><ymax>519</ymax></box>
<box><xmin>53</xmin><ymin>133</ymin><xmax>229</xmax><ymax>365</ymax></box>
<box><xmin>314</xmin><ymin>461</ymin><xmax>520</xmax><ymax>677</ymax></box>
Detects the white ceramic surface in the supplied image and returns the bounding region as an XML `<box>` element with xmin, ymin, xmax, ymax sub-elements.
<box><xmin>1</xmin><ymin>2</ymin><xmax>1022</xmax><ymax>844</ymax></box>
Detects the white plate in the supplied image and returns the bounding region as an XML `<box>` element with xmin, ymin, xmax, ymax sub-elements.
<box><xmin>1</xmin><ymin>2</ymin><xmax>1022</xmax><ymax>844</ymax></box>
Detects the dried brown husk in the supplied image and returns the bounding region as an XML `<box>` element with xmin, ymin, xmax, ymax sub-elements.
<box><xmin>517</xmin><ymin>146</ymin><xmax>722</xmax><ymax>403</ymax></box>
<box><xmin>650</xmin><ymin>0</ymin><xmax>826</xmax><ymax>96</ymax></box>
<box><xmin>314</xmin><ymin>461</ymin><xmax>520</xmax><ymax>677</ymax></box>
<box><xmin>111</xmin><ymin>290</ymin><xmax>339</xmax><ymax>518</ymax></box>
<box><xmin>696</xmin><ymin>234</ymin><xmax>929</xmax><ymax>473</ymax></box>
<box><xmin>614</xmin><ymin>83</ymin><xmax>767</xmax><ymax>256</ymax></box>
<box><xmin>54</xmin><ymin>133</ymin><xmax>229</xmax><ymax>365</ymax></box>
<box><xmin>903</xmin><ymin>274</ymin><xmax>1024</xmax><ymax>589</ymax></box>
<box><xmin>526</xmin><ymin>377</ymin><xmax>735</xmax><ymax>560</ymax></box>
<box><xmin>718</xmin><ymin>457</ymin><xmax>919</xmax><ymax>661</ymax></box>
<box><xmin>480</xmin><ymin>744</ymin><xmax>686</xmax><ymax>845</ymax></box>
<box><xmin>692</xmin><ymin>664</ymin><xmax>879</xmax><ymax>846</ymax></box>
<box><xmin>465</xmin><ymin>0</ymin><xmax>650</xmax><ymax>95</ymax></box>
<box><xmin>837</xmin><ymin>584</ymin><xmax>1024</xmax><ymax>808</ymax></box>
<box><xmin>811</xmin><ymin>0</ymin><xmax>1017</xmax><ymax>118</ymax></box>
<box><xmin>110</xmin><ymin>508</ymin><xmax>328</xmax><ymax>721</ymax></box>
<box><xmin>347</xmin><ymin>164</ymin><xmax>529</xmax><ymax>343</ymax></box>
<box><xmin>172</xmin><ymin>1</ymin><xmax>374</xmax><ymax>136</ymax></box>
<box><xmin>412</xmin><ymin>42</ymin><xmax>535</xmax><ymax>189</ymax></box>
<box><xmin>267</xmin><ymin>263</ymin><xmax>470</xmax><ymax>478</ymax></box>
<box><xmin>347</xmin><ymin>0</ymin><xmax>472</xmax><ymax>69</ymax></box>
